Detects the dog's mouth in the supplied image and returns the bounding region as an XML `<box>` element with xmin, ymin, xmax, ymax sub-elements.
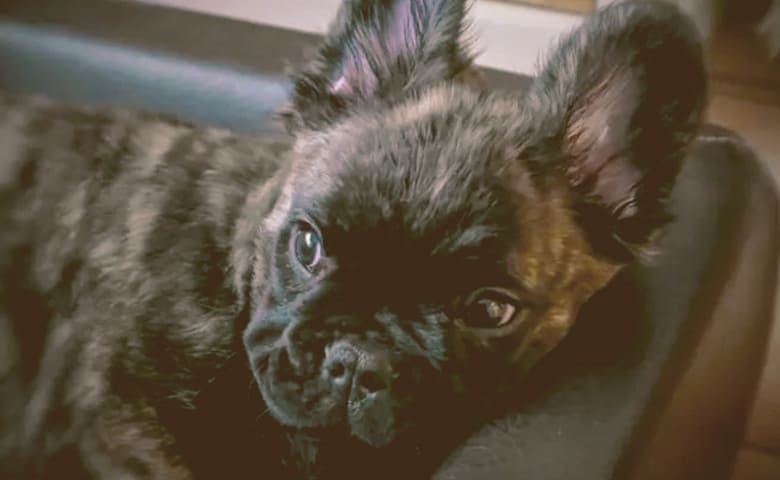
<box><xmin>253</xmin><ymin>342</ymin><xmax>399</xmax><ymax>448</ymax></box>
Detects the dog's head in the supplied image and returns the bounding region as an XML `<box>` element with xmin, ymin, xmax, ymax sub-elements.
<box><xmin>243</xmin><ymin>0</ymin><xmax>706</xmax><ymax>448</ymax></box>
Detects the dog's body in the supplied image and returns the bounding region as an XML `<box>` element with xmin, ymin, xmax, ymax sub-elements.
<box><xmin>0</xmin><ymin>98</ymin><xmax>289</xmax><ymax>478</ymax></box>
<box><xmin>0</xmin><ymin>1</ymin><xmax>707</xmax><ymax>478</ymax></box>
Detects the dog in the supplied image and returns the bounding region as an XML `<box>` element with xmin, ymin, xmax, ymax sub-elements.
<box><xmin>0</xmin><ymin>0</ymin><xmax>707</xmax><ymax>478</ymax></box>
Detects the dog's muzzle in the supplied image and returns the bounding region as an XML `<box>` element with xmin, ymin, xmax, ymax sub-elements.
<box><xmin>246</xmin><ymin>323</ymin><xmax>399</xmax><ymax>447</ymax></box>
<box><xmin>322</xmin><ymin>339</ymin><xmax>396</xmax><ymax>447</ymax></box>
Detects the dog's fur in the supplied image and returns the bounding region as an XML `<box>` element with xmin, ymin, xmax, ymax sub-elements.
<box><xmin>0</xmin><ymin>1</ymin><xmax>707</xmax><ymax>478</ymax></box>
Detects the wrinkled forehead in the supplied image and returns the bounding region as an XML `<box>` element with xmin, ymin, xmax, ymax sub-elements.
<box><xmin>291</xmin><ymin>86</ymin><xmax>525</xmax><ymax>198</ymax></box>
<box><xmin>306</xmin><ymin>88</ymin><xmax>522</xmax><ymax>175</ymax></box>
<box><xmin>282</xmin><ymin>88</ymin><xmax>536</xmax><ymax>268</ymax></box>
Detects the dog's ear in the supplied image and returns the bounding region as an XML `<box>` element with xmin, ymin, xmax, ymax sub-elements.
<box><xmin>283</xmin><ymin>0</ymin><xmax>471</xmax><ymax>132</ymax></box>
<box><xmin>528</xmin><ymin>0</ymin><xmax>708</xmax><ymax>262</ymax></box>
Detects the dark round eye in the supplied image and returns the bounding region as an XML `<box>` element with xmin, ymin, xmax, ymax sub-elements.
<box><xmin>292</xmin><ymin>222</ymin><xmax>323</xmax><ymax>273</ymax></box>
<box><xmin>460</xmin><ymin>289</ymin><xmax>518</xmax><ymax>329</ymax></box>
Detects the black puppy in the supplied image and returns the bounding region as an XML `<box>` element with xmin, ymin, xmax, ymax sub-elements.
<box><xmin>0</xmin><ymin>0</ymin><xmax>706</xmax><ymax>478</ymax></box>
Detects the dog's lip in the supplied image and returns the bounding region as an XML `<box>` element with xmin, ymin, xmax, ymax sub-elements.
<box><xmin>258</xmin><ymin>382</ymin><xmax>399</xmax><ymax>447</ymax></box>
<box><xmin>347</xmin><ymin>389</ymin><xmax>396</xmax><ymax>447</ymax></box>
<box><xmin>253</xmin><ymin>355</ymin><xmax>400</xmax><ymax>446</ymax></box>
<box><xmin>256</xmin><ymin>371</ymin><xmax>344</xmax><ymax>429</ymax></box>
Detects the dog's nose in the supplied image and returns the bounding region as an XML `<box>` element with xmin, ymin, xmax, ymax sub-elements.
<box><xmin>322</xmin><ymin>340</ymin><xmax>392</xmax><ymax>395</ymax></box>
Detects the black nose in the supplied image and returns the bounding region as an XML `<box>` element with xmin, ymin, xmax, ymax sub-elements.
<box><xmin>322</xmin><ymin>341</ymin><xmax>392</xmax><ymax>395</ymax></box>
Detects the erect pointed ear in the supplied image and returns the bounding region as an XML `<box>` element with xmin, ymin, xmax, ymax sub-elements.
<box><xmin>528</xmin><ymin>0</ymin><xmax>708</xmax><ymax>262</ymax></box>
<box><xmin>282</xmin><ymin>0</ymin><xmax>472</xmax><ymax>132</ymax></box>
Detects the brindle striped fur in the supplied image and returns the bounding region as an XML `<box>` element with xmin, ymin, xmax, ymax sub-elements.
<box><xmin>0</xmin><ymin>95</ymin><xmax>294</xmax><ymax>478</ymax></box>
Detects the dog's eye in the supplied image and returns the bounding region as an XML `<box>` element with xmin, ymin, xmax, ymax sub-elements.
<box><xmin>459</xmin><ymin>289</ymin><xmax>519</xmax><ymax>329</ymax></box>
<box><xmin>292</xmin><ymin>222</ymin><xmax>323</xmax><ymax>273</ymax></box>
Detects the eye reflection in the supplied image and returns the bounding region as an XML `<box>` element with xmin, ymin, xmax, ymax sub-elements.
<box><xmin>292</xmin><ymin>222</ymin><xmax>324</xmax><ymax>273</ymax></box>
<box><xmin>458</xmin><ymin>288</ymin><xmax>522</xmax><ymax>329</ymax></box>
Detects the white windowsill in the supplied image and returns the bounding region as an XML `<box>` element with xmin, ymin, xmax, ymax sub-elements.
<box><xmin>133</xmin><ymin>0</ymin><xmax>584</xmax><ymax>76</ymax></box>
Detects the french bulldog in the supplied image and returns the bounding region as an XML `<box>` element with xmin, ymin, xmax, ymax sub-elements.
<box><xmin>0</xmin><ymin>0</ymin><xmax>707</xmax><ymax>478</ymax></box>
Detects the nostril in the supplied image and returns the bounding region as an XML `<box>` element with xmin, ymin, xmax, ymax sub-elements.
<box><xmin>322</xmin><ymin>342</ymin><xmax>357</xmax><ymax>387</ymax></box>
<box><xmin>277</xmin><ymin>350</ymin><xmax>295</xmax><ymax>378</ymax></box>
<box><xmin>327</xmin><ymin>361</ymin><xmax>347</xmax><ymax>381</ymax></box>
<box><xmin>357</xmin><ymin>370</ymin><xmax>389</xmax><ymax>394</ymax></box>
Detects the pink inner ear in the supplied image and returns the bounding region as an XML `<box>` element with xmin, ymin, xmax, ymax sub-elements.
<box><xmin>387</xmin><ymin>0</ymin><xmax>420</xmax><ymax>57</ymax></box>
<box><xmin>329</xmin><ymin>0</ymin><xmax>423</xmax><ymax>98</ymax></box>
<box><xmin>330</xmin><ymin>36</ymin><xmax>377</xmax><ymax>98</ymax></box>
<box><xmin>331</xmin><ymin>76</ymin><xmax>353</xmax><ymax>96</ymax></box>
<box><xmin>566</xmin><ymin>70</ymin><xmax>642</xmax><ymax>216</ymax></box>
<box><xmin>591</xmin><ymin>153</ymin><xmax>642</xmax><ymax>218</ymax></box>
